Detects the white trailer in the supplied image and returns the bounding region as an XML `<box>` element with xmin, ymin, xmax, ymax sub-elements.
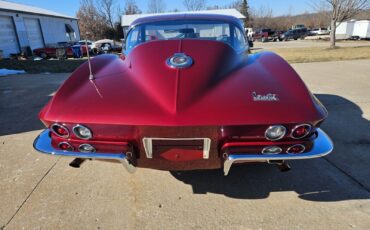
<box><xmin>352</xmin><ymin>20</ymin><xmax>370</xmax><ymax>39</ymax></box>
<box><xmin>336</xmin><ymin>20</ymin><xmax>355</xmax><ymax>39</ymax></box>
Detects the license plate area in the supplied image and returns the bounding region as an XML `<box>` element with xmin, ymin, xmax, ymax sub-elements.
<box><xmin>142</xmin><ymin>138</ymin><xmax>211</xmax><ymax>159</ymax></box>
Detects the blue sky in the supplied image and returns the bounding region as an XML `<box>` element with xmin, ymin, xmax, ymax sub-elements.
<box><xmin>7</xmin><ymin>0</ymin><xmax>316</xmax><ymax>18</ymax></box>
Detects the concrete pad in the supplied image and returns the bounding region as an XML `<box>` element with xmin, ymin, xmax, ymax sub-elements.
<box><xmin>293</xmin><ymin>60</ymin><xmax>370</xmax><ymax>190</ymax></box>
<box><xmin>0</xmin><ymin>73</ymin><xmax>68</xmax><ymax>228</ymax></box>
<box><xmin>4</xmin><ymin>153</ymin><xmax>370</xmax><ymax>229</ymax></box>
<box><xmin>0</xmin><ymin>131</ymin><xmax>58</xmax><ymax>226</ymax></box>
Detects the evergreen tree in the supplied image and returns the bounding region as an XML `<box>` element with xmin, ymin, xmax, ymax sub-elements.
<box><xmin>240</xmin><ymin>0</ymin><xmax>250</xmax><ymax>27</ymax></box>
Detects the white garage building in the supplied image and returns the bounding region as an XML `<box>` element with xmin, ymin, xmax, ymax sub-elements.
<box><xmin>0</xmin><ymin>0</ymin><xmax>80</xmax><ymax>58</ymax></box>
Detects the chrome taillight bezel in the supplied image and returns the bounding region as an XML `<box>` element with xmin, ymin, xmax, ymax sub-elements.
<box><xmin>50</xmin><ymin>123</ymin><xmax>70</xmax><ymax>138</ymax></box>
<box><xmin>265</xmin><ymin>125</ymin><xmax>287</xmax><ymax>141</ymax></box>
<box><xmin>73</xmin><ymin>124</ymin><xmax>93</xmax><ymax>140</ymax></box>
<box><xmin>286</xmin><ymin>144</ymin><xmax>306</xmax><ymax>154</ymax></box>
<box><xmin>290</xmin><ymin>124</ymin><xmax>312</xmax><ymax>139</ymax></box>
<box><xmin>78</xmin><ymin>144</ymin><xmax>96</xmax><ymax>153</ymax></box>
<box><xmin>58</xmin><ymin>142</ymin><xmax>73</xmax><ymax>151</ymax></box>
<box><xmin>261</xmin><ymin>146</ymin><xmax>283</xmax><ymax>155</ymax></box>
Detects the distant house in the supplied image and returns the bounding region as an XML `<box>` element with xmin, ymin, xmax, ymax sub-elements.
<box><xmin>0</xmin><ymin>0</ymin><xmax>80</xmax><ymax>58</ymax></box>
<box><xmin>121</xmin><ymin>8</ymin><xmax>246</xmax><ymax>32</ymax></box>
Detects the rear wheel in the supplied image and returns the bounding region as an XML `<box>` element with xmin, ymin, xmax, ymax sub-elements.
<box><xmin>40</xmin><ymin>52</ymin><xmax>47</xmax><ymax>59</ymax></box>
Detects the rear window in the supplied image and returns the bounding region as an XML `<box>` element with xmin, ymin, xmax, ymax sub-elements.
<box><xmin>125</xmin><ymin>20</ymin><xmax>247</xmax><ymax>54</ymax></box>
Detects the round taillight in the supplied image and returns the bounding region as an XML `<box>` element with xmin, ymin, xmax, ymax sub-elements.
<box><xmin>291</xmin><ymin>124</ymin><xmax>312</xmax><ymax>139</ymax></box>
<box><xmin>262</xmin><ymin>146</ymin><xmax>282</xmax><ymax>155</ymax></box>
<box><xmin>79</xmin><ymin>144</ymin><xmax>96</xmax><ymax>153</ymax></box>
<box><xmin>73</xmin><ymin>125</ymin><xmax>92</xmax><ymax>140</ymax></box>
<box><xmin>265</xmin><ymin>125</ymin><xmax>286</xmax><ymax>141</ymax></box>
<box><xmin>287</xmin><ymin>144</ymin><xmax>305</xmax><ymax>154</ymax></box>
<box><xmin>58</xmin><ymin>142</ymin><xmax>73</xmax><ymax>151</ymax></box>
<box><xmin>51</xmin><ymin>123</ymin><xmax>69</xmax><ymax>138</ymax></box>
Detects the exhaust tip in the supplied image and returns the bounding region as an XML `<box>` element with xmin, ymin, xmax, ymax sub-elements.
<box><xmin>69</xmin><ymin>158</ymin><xmax>86</xmax><ymax>168</ymax></box>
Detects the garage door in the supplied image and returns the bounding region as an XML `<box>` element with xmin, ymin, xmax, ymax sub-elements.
<box><xmin>24</xmin><ymin>18</ymin><xmax>44</xmax><ymax>50</ymax></box>
<box><xmin>0</xmin><ymin>16</ymin><xmax>19</xmax><ymax>58</ymax></box>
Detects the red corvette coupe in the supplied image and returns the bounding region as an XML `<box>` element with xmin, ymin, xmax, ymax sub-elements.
<box><xmin>33</xmin><ymin>14</ymin><xmax>333</xmax><ymax>175</ymax></box>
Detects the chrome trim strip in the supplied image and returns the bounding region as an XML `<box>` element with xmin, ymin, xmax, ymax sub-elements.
<box><xmin>33</xmin><ymin>129</ymin><xmax>136</xmax><ymax>173</ymax></box>
<box><xmin>142</xmin><ymin>137</ymin><xmax>211</xmax><ymax>159</ymax></box>
<box><xmin>223</xmin><ymin>128</ymin><xmax>333</xmax><ymax>176</ymax></box>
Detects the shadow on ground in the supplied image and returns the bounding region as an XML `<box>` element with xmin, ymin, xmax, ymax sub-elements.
<box><xmin>170</xmin><ymin>94</ymin><xmax>370</xmax><ymax>201</ymax></box>
<box><xmin>0</xmin><ymin>74</ymin><xmax>67</xmax><ymax>136</ymax></box>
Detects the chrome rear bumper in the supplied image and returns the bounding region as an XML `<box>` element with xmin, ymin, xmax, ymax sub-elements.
<box><xmin>223</xmin><ymin>128</ymin><xmax>333</xmax><ymax>175</ymax></box>
<box><xmin>34</xmin><ymin>128</ymin><xmax>333</xmax><ymax>176</ymax></box>
<box><xmin>33</xmin><ymin>129</ymin><xmax>136</xmax><ymax>173</ymax></box>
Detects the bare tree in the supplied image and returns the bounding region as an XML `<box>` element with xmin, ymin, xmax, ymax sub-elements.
<box><xmin>77</xmin><ymin>0</ymin><xmax>109</xmax><ymax>40</ymax></box>
<box><xmin>98</xmin><ymin>0</ymin><xmax>117</xmax><ymax>29</ymax></box>
<box><xmin>123</xmin><ymin>0</ymin><xmax>142</xmax><ymax>15</ymax></box>
<box><xmin>206</xmin><ymin>5</ymin><xmax>221</xmax><ymax>10</ymax></box>
<box><xmin>147</xmin><ymin>0</ymin><xmax>166</xmax><ymax>13</ymax></box>
<box><xmin>251</xmin><ymin>5</ymin><xmax>273</xmax><ymax>29</ymax></box>
<box><xmin>183</xmin><ymin>0</ymin><xmax>206</xmax><ymax>11</ymax></box>
<box><xmin>316</xmin><ymin>0</ymin><xmax>369</xmax><ymax>48</ymax></box>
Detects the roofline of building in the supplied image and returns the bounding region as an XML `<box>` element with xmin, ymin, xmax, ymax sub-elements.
<box><xmin>0</xmin><ymin>0</ymin><xmax>77</xmax><ymax>20</ymax></box>
<box><xmin>0</xmin><ymin>8</ymin><xmax>78</xmax><ymax>20</ymax></box>
<box><xmin>121</xmin><ymin>8</ymin><xmax>245</xmax><ymax>27</ymax></box>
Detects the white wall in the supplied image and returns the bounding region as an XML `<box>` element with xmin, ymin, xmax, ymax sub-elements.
<box><xmin>39</xmin><ymin>16</ymin><xmax>80</xmax><ymax>45</ymax></box>
<box><xmin>336</xmin><ymin>21</ymin><xmax>355</xmax><ymax>39</ymax></box>
<box><xmin>352</xmin><ymin>20</ymin><xmax>370</xmax><ymax>38</ymax></box>
<box><xmin>0</xmin><ymin>10</ymin><xmax>80</xmax><ymax>57</ymax></box>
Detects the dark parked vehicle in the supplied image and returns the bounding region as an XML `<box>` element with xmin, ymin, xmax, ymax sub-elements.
<box><xmin>281</xmin><ymin>28</ymin><xmax>308</xmax><ymax>41</ymax></box>
<box><xmin>253</xmin><ymin>28</ymin><xmax>275</xmax><ymax>42</ymax></box>
<box><xmin>271</xmin><ymin>31</ymin><xmax>286</xmax><ymax>41</ymax></box>
<box><xmin>253</xmin><ymin>29</ymin><xmax>285</xmax><ymax>42</ymax></box>
<box><xmin>33</xmin><ymin>42</ymin><xmax>88</xmax><ymax>59</ymax></box>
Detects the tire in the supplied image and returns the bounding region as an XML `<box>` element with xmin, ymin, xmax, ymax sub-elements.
<box><xmin>261</xmin><ymin>37</ymin><xmax>267</xmax><ymax>43</ymax></box>
<box><xmin>40</xmin><ymin>52</ymin><xmax>47</xmax><ymax>59</ymax></box>
<box><xmin>91</xmin><ymin>48</ymin><xmax>98</xmax><ymax>55</ymax></box>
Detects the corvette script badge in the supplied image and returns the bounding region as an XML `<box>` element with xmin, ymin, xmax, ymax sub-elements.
<box><xmin>252</xmin><ymin>92</ymin><xmax>279</xmax><ymax>101</ymax></box>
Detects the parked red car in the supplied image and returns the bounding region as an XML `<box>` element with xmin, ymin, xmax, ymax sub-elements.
<box><xmin>33</xmin><ymin>42</ymin><xmax>88</xmax><ymax>59</ymax></box>
<box><xmin>33</xmin><ymin>14</ymin><xmax>333</xmax><ymax>176</ymax></box>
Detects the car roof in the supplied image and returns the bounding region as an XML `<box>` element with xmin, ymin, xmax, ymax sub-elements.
<box><xmin>130</xmin><ymin>14</ymin><xmax>243</xmax><ymax>28</ymax></box>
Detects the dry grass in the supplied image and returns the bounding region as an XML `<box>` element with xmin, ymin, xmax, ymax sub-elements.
<box><xmin>253</xmin><ymin>46</ymin><xmax>370</xmax><ymax>63</ymax></box>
